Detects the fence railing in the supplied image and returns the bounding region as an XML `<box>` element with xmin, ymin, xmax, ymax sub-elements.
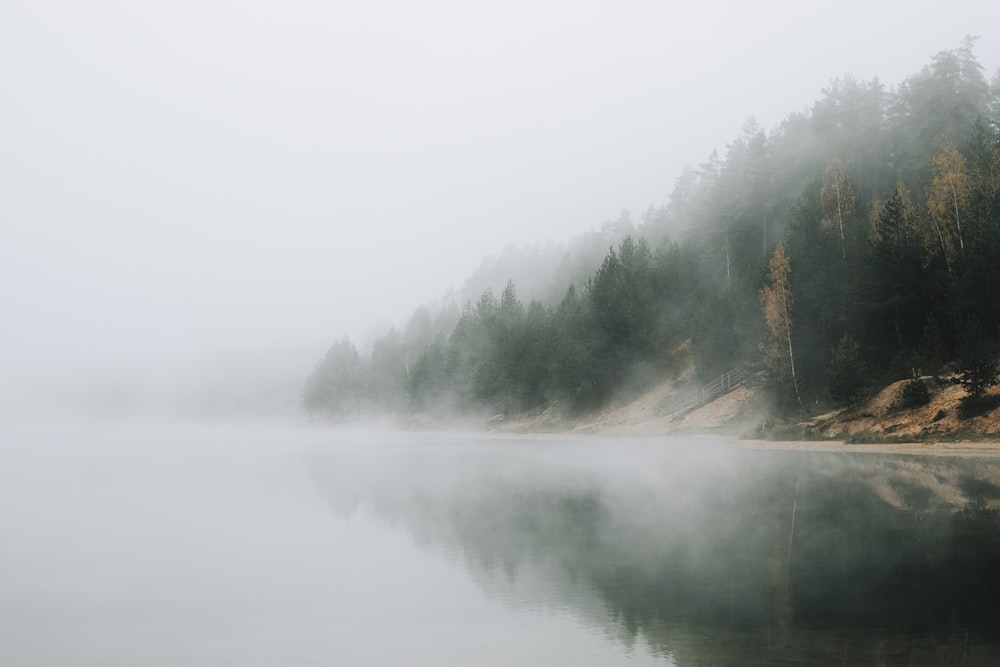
<box><xmin>667</xmin><ymin>363</ymin><xmax>751</xmax><ymax>420</ymax></box>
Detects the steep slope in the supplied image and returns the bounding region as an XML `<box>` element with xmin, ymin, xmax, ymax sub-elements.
<box><xmin>803</xmin><ymin>375</ymin><xmax>1000</xmax><ymax>441</ymax></box>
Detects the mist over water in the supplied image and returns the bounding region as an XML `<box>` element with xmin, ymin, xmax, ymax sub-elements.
<box><xmin>7</xmin><ymin>2</ymin><xmax>1000</xmax><ymax>663</ymax></box>
<box><xmin>0</xmin><ymin>423</ymin><xmax>671</xmax><ymax>666</ymax></box>
<box><xmin>4</xmin><ymin>422</ymin><xmax>1000</xmax><ymax>665</ymax></box>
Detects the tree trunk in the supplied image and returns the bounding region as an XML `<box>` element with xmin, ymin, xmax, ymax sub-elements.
<box><xmin>782</xmin><ymin>290</ymin><xmax>801</xmax><ymax>404</ymax></box>
<box><xmin>950</xmin><ymin>181</ymin><xmax>964</xmax><ymax>250</ymax></box>
<box><xmin>834</xmin><ymin>171</ymin><xmax>846</xmax><ymax>262</ymax></box>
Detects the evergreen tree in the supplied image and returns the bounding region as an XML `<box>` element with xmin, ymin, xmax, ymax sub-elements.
<box><xmin>859</xmin><ymin>182</ymin><xmax>928</xmax><ymax>369</ymax></box>
<box><xmin>302</xmin><ymin>337</ymin><xmax>364</xmax><ymax>417</ymax></box>
<box><xmin>827</xmin><ymin>335</ymin><xmax>867</xmax><ymax>407</ymax></box>
<box><xmin>303</xmin><ymin>39</ymin><xmax>1000</xmax><ymax>424</ymax></box>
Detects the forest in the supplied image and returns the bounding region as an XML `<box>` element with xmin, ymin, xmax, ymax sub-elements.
<box><xmin>303</xmin><ymin>38</ymin><xmax>1000</xmax><ymax>422</ymax></box>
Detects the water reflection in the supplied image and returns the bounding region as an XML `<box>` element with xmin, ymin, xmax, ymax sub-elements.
<box><xmin>307</xmin><ymin>438</ymin><xmax>1000</xmax><ymax>666</ymax></box>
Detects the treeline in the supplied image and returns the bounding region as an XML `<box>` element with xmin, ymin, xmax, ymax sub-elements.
<box><xmin>304</xmin><ymin>237</ymin><xmax>733</xmax><ymax>417</ymax></box>
<box><xmin>304</xmin><ymin>39</ymin><xmax>1000</xmax><ymax>419</ymax></box>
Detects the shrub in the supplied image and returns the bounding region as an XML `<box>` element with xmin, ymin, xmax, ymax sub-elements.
<box><xmin>957</xmin><ymin>315</ymin><xmax>998</xmax><ymax>399</ymax></box>
<box><xmin>958</xmin><ymin>394</ymin><xmax>1000</xmax><ymax>420</ymax></box>
<box><xmin>893</xmin><ymin>377</ymin><xmax>930</xmax><ymax>411</ymax></box>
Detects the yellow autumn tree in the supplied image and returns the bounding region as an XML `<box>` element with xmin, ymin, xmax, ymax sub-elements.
<box><xmin>927</xmin><ymin>143</ymin><xmax>971</xmax><ymax>260</ymax></box>
<box><xmin>759</xmin><ymin>244</ymin><xmax>800</xmax><ymax>404</ymax></box>
<box><xmin>820</xmin><ymin>154</ymin><xmax>856</xmax><ymax>263</ymax></box>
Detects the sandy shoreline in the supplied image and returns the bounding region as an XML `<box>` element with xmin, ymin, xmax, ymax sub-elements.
<box><xmin>490</xmin><ymin>421</ymin><xmax>1000</xmax><ymax>457</ymax></box>
<box><xmin>736</xmin><ymin>438</ymin><xmax>1000</xmax><ymax>457</ymax></box>
<box><xmin>493</xmin><ymin>372</ymin><xmax>1000</xmax><ymax>456</ymax></box>
<box><xmin>490</xmin><ymin>429</ymin><xmax>1000</xmax><ymax>458</ymax></box>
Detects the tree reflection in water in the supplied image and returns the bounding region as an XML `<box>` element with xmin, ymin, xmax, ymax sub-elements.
<box><xmin>307</xmin><ymin>438</ymin><xmax>1000</xmax><ymax>665</ymax></box>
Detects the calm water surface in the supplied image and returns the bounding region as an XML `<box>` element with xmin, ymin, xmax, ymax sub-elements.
<box><xmin>3</xmin><ymin>422</ymin><xmax>1000</xmax><ymax>666</ymax></box>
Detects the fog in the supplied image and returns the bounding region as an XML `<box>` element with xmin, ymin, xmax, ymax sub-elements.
<box><xmin>3</xmin><ymin>1</ymin><xmax>999</xmax><ymax>416</ymax></box>
<box><xmin>8</xmin><ymin>9</ymin><xmax>1000</xmax><ymax>660</ymax></box>
<box><xmin>6</xmin><ymin>424</ymin><xmax>1000</xmax><ymax>664</ymax></box>
<box><xmin>0</xmin><ymin>424</ymin><xmax>695</xmax><ymax>665</ymax></box>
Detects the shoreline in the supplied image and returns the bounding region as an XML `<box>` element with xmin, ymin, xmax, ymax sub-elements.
<box><xmin>735</xmin><ymin>438</ymin><xmax>1000</xmax><ymax>457</ymax></box>
<box><xmin>400</xmin><ymin>412</ymin><xmax>1000</xmax><ymax>456</ymax></box>
<box><xmin>487</xmin><ymin>419</ymin><xmax>1000</xmax><ymax>456</ymax></box>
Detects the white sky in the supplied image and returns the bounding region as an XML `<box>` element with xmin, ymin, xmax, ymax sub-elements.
<box><xmin>2</xmin><ymin>0</ymin><xmax>999</xmax><ymax>400</ymax></box>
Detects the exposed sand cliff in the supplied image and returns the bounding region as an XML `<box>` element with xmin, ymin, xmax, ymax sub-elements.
<box><xmin>498</xmin><ymin>369</ymin><xmax>1000</xmax><ymax>448</ymax></box>
<box><xmin>498</xmin><ymin>377</ymin><xmax>765</xmax><ymax>436</ymax></box>
<box><xmin>801</xmin><ymin>375</ymin><xmax>1000</xmax><ymax>442</ymax></box>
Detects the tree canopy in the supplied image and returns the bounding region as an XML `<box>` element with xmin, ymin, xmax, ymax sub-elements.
<box><xmin>304</xmin><ymin>40</ymin><xmax>1000</xmax><ymax>420</ymax></box>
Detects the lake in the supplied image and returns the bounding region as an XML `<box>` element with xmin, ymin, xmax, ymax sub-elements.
<box><xmin>3</xmin><ymin>421</ymin><xmax>1000</xmax><ymax>665</ymax></box>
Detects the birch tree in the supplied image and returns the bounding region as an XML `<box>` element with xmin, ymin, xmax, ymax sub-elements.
<box><xmin>820</xmin><ymin>154</ymin><xmax>856</xmax><ymax>263</ymax></box>
<box><xmin>928</xmin><ymin>143</ymin><xmax>971</xmax><ymax>257</ymax></box>
<box><xmin>760</xmin><ymin>244</ymin><xmax>801</xmax><ymax>404</ymax></box>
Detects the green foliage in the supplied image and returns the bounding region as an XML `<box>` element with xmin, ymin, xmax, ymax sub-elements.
<box><xmin>691</xmin><ymin>292</ymin><xmax>741</xmax><ymax>382</ymax></box>
<box><xmin>957</xmin><ymin>315</ymin><xmax>998</xmax><ymax>399</ymax></box>
<box><xmin>303</xmin><ymin>40</ymin><xmax>1000</xmax><ymax>423</ymax></box>
<box><xmin>827</xmin><ymin>335</ymin><xmax>867</xmax><ymax>408</ymax></box>
<box><xmin>894</xmin><ymin>377</ymin><xmax>931</xmax><ymax>411</ymax></box>
<box><xmin>302</xmin><ymin>337</ymin><xmax>364</xmax><ymax>417</ymax></box>
<box><xmin>913</xmin><ymin>317</ymin><xmax>948</xmax><ymax>376</ymax></box>
<box><xmin>860</xmin><ymin>185</ymin><xmax>929</xmax><ymax>362</ymax></box>
<box><xmin>408</xmin><ymin>334</ymin><xmax>453</xmax><ymax>412</ymax></box>
<box><xmin>782</xmin><ymin>189</ymin><xmax>846</xmax><ymax>397</ymax></box>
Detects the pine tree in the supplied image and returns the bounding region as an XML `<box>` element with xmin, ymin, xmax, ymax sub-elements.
<box><xmin>827</xmin><ymin>335</ymin><xmax>867</xmax><ymax>407</ymax></box>
<box><xmin>302</xmin><ymin>337</ymin><xmax>365</xmax><ymax>416</ymax></box>
<box><xmin>866</xmin><ymin>181</ymin><xmax>925</xmax><ymax>350</ymax></box>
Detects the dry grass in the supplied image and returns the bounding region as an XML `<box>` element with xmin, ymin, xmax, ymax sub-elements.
<box><xmin>808</xmin><ymin>375</ymin><xmax>1000</xmax><ymax>442</ymax></box>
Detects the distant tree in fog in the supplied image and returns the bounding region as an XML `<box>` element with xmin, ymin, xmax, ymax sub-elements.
<box><xmin>302</xmin><ymin>337</ymin><xmax>364</xmax><ymax>417</ymax></box>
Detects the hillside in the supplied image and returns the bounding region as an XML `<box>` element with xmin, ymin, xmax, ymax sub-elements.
<box><xmin>800</xmin><ymin>375</ymin><xmax>1000</xmax><ymax>442</ymax></box>
<box><xmin>495</xmin><ymin>341</ymin><xmax>767</xmax><ymax>436</ymax></box>
<box><xmin>497</xmin><ymin>363</ymin><xmax>1000</xmax><ymax>445</ymax></box>
<box><xmin>303</xmin><ymin>40</ymin><xmax>1000</xmax><ymax>427</ymax></box>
